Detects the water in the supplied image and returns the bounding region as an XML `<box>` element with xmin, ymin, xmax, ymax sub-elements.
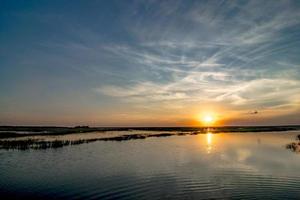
<box><xmin>1</xmin><ymin>131</ymin><xmax>300</xmax><ymax>199</ymax></box>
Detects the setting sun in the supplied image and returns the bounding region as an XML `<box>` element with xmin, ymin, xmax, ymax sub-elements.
<box><xmin>203</xmin><ymin>115</ymin><xmax>214</xmax><ymax>123</ymax></box>
<box><xmin>200</xmin><ymin>114</ymin><xmax>217</xmax><ymax>126</ymax></box>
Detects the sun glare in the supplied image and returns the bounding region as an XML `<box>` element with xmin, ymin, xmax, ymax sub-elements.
<box><xmin>200</xmin><ymin>114</ymin><xmax>217</xmax><ymax>126</ymax></box>
<box><xmin>203</xmin><ymin>115</ymin><xmax>214</xmax><ymax>123</ymax></box>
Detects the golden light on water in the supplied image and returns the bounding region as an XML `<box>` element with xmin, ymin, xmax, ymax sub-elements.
<box><xmin>206</xmin><ymin>132</ymin><xmax>212</xmax><ymax>144</ymax></box>
<box><xmin>206</xmin><ymin>132</ymin><xmax>213</xmax><ymax>154</ymax></box>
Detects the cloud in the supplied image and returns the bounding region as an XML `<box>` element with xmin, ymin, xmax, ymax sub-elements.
<box><xmin>2</xmin><ymin>0</ymin><xmax>299</xmax><ymax>125</ymax></box>
<box><xmin>94</xmin><ymin>0</ymin><xmax>300</xmax><ymax>117</ymax></box>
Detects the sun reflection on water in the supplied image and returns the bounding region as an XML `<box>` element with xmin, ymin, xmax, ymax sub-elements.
<box><xmin>206</xmin><ymin>132</ymin><xmax>213</xmax><ymax>154</ymax></box>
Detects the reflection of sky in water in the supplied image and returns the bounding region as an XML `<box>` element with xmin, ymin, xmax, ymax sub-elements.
<box><xmin>1</xmin><ymin>130</ymin><xmax>179</xmax><ymax>142</ymax></box>
<box><xmin>1</xmin><ymin>131</ymin><xmax>300</xmax><ymax>199</ymax></box>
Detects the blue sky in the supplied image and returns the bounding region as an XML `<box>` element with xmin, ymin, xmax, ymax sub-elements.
<box><xmin>1</xmin><ymin>0</ymin><xmax>300</xmax><ymax>126</ymax></box>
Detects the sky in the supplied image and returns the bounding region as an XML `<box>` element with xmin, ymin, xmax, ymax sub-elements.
<box><xmin>0</xmin><ymin>0</ymin><xmax>300</xmax><ymax>126</ymax></box>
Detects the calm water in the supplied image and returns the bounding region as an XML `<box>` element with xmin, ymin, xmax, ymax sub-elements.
<box><xmin>1</xmin><ymin>131</ymin><xmax>300</xmax><ymax>199</ymax></box>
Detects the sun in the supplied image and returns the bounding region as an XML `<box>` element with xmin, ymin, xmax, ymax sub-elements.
<box><xmin>200</xmin><ymin>114</ymin><xmax>216</xmax><ymax>126</ymax></box>
<box><xmin>203</xmin><ymin>115</ymin><xmax>214</xmax><ymax>123</ymax></box>
<box><xmin>195</xmin><ymin>111</ymin><xmax>220</xmax><ymax>126</ymax></box>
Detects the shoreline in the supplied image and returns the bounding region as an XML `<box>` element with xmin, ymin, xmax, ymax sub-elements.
<box><xmin>0</xmin><ymin>126</ymin><xmax>300</xmax><ymax>150</ymax></box>
<box><xmin>1</xmin><ymin>125</ymin><xmax>300</xmax><ymax>139</ymax></box>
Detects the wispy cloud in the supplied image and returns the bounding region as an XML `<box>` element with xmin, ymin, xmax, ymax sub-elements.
<box><xmin>93</xmin><ymin>0</ymin><xmax>300</xmax><ymax>121</ymax></box>
<box><xmin>1</xmin><ymin>0</ymin><xmax>300</xmax><ymax>125</ymax></box>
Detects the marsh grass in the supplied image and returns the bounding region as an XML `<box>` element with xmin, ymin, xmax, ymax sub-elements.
<box><xmin>0</xmin><ymin>132</ymin><xmax>197</xmax><ymax>150</ymax></box>
<box><xmin>1</xmin><ymin>126</ymin><xmax>300</xmax><ymax>150</ymax></box>
<box><xmin>286</xmin><ymin>134</ymin><xmax>300</xmax><ymax>153</ymax></box>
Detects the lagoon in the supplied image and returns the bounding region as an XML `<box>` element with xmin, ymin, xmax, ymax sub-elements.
<box><xmin>1</xmin><ymin>131</ymin><xmax>300</xmax><ymax>199</ymax></box>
